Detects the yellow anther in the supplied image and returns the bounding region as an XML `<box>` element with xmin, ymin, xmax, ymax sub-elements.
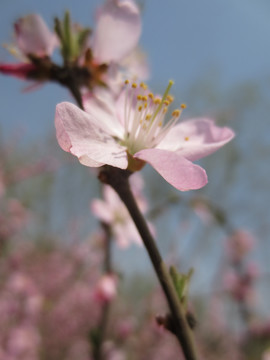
<box><xmin>172</xmin><ymin>109</ymin><xmax>181</xmax><ymax>117</ymax></box>
<box><xmin>124</xmin><ymin>79</ymin><xmax>130</xmax><ymax>85</ymax></box>
<box><xmin>163</xmin><ymin>107</ymin><xmax>168</xmax><ymax>114</ymax></box>
<box><xmin>142</xmin><ymin>96</ymin><xmax>148</xmax><ymax>102</ymax></box>
<box><xmin>146</xmin><ymin>114</ymin><xmax>152</xmax><ymax>120</ymax></box>
<box><xmin>138</xmin><ymin>105</ymin><xmax>143</xmax><ymax>111</ymax></box>
<box><xmin>137</xmin><ymin>95</ymin><xmax>142</xmax><ymax>101</ymax></box>
<box><xmin>140</xmin><ymin>82</ymin><xmax>148</xmax><ymax>90</ymax></box>
<box><xmin>132</xmin><ymin>83</ymin><xmax>137</xmax><ymax>88</ymax></box>
<box><xmin>166</xmin><ymin>95</ymin><xmax>174</xmax><ymax>103</ymax></box>
<box><xmin>185</xmin><ymin>136</ymin><xmax>189</xmax><ymax>141</ymax></box>
<box><xmin>181</xmin><ymin>103</ymin><xmax>187</xmax><ymax>109</ymax></box>
<box><xmin>158</xmin><ymin>121</ymin><xmax>162</xmax><ymax>127</ymax></box>
<box><xmin>164</xmin><ymin>100</ymin><xmax>170</xmax><ymax>106</ymax></box>
<box><xmin>154</xmin><ymin>98</ymin><xmax>161</xmax><ymax>105</ymax></box>
<box><xmin>144</xmin><ymin>103</ymin><xmax>147</xmax><ymax>109</ymax></box>
<box><xmin>148</xmin><ymin>93</ymin><xmax>154</xmax><ymax>99</ymax></box>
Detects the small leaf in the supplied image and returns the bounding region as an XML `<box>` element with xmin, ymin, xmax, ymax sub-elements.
<box><xmin>169</xmin><ymin>266</ymin><xmax>193</xmax><ymax>309</ymax></box>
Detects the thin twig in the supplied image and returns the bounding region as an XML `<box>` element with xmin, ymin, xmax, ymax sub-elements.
<box><xmin>99</xmin><ymin>166</ymin><xmax>199</xmax><ymax>360</ymax></box>
<box><xmin>92</xmin><ymin>224</ymin><xmax>113</xmax><ymax>360</ymax></box>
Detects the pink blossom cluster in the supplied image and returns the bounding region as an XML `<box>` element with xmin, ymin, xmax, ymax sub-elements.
<box><xmin>0</xmin><ymin>238</ymin><xmax>247</xmax><ymax>360</ymax></box>
<box><xmin>91</xmin><ymin>172</ymin><xmax>151</xmax><ymax>247</ymax></box>
<box><xmin>0</xmin><ymin>197</ymin><xmax>29</xmax><ymax>247</ymax></box>
<box><xmin>0</xmin><ymin>240</ymin><xmax>108</xmax><ymax>360</ymax></box>
<box><xmin>0</xmin><ymin>146</ymin><xmax>58</xmax><ymax>248</ymax></box>
<box><xmin>223</xmin><ymin>230</ymin><xmax>259</xmax><ymax>307</ymax></box>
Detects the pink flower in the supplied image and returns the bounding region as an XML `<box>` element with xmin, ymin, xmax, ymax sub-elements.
<box><xmin>92</xmin><ymin>0</ymin><xmax>141</xmax><ymax>64</ymax></box>
<box><xmin>55</xmin><ymin>80</ymin><xmax>234</xmax><ymax>191</ymax></box>
<box><xmin>91</xmin><ymin>173</ymin><xmax>147</xmax><ymax>247</ymax></box>
<box><xmin>0</xmin><ymin>14</ymin><xmax>58</xmax><ymax>82</ymax></box>
<box><xmin>93</xmin><ymin>274</ymin><xmax>118</xmax><ymax>303</ymax></box>
<box><xmin>7</xmin><ymin>325</ymin><xmax>40</xmax><ymax>358</ymax></box>
<box><xmin>84</xmin><ymin>0</ymin><xmax>143</xmax><ymax>94</ymax></box>
<box><xmin>223</xmin><ymin>266</ymin><xmax>257</xmax><ymax>303</ymax></box>
<box><xmin>0</xmin><ymin>169</ymin><xmax>5</xmax><ymax>198</ymax></box>
<box><xmin>226</xmin><ymin>229</ymin><xmax>255</xmax><ymax>262</ymax></box>
<box><xmin>262</xmin><ymin>350</ymin><xmax>270</xmax><ymax>360</ymax></box>
<box><xmin>13</xmin><ymin>14</ymin><xmax>58</xmax><ymax>58</ymax></box>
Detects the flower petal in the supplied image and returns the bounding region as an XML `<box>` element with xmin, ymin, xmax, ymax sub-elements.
<box><xmin>92</xmin><ymin>0</ymin><xmax>141</xmax><ymax>63</ymax></box>
<box><xmin>83</xmin><ymin>88</ymin><xmax>124</xmax><ymax>138</ymax></box>
<box><xmin>158</xmin><ymin>118</ymin><xmax>235</xmax><ymax>161</ymax></box>
<box><xmin>55</xmin><ymin>102</ymin><xmax>128</xmax><ymax>169</ymax></box>
<box><xmin>120</xmin><ymin>47</ymin><xmax>150</xmax><ymax>80</ymax></box>
<box><xmin>90</xmin><ymin>199</ymin><xmax>114</xmax><ymax>223</ymax></box>
<box><xmin>14</xmin><ymin>14</ymin><xmax>58</xmax><ymax>56</ymax></box>
<box><xmin>134</xmin><ymin>148</ymin><xmax>208</xmax><ymax>191</ymax></box>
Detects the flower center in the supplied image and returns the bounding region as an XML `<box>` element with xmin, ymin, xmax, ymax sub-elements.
<box><xmin>122</xmin><ymin>80</ymin><xmax>185</xmax><ymax>155</ymax></box>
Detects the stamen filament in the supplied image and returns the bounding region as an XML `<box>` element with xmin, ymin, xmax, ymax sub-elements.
<box><xmin>151</xmin><ymin>80</ymin><xmax>174</xmax><ymax>125</ymax></box>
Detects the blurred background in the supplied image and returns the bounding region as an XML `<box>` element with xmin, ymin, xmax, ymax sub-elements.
<box><xmin>0</xmin><ymin>1</ymin><xmax>270</xmax><ymax>358</ymax></box>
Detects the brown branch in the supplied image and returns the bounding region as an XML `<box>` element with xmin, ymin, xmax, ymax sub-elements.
<box><xmin>99</xmin><ymin>166</ymin><xmax>199</xmax><ymax>360</ymax></box>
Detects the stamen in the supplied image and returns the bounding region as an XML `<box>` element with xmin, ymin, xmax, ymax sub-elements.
<box><xmin>163</xmin><ymin>107</ymin><xmax>168</xmax><ymax>114</ymax></box>
<box><xmin>151</xmin><ymin>80</ymin><xmax>174</xmax><ymax>124</ymax></box>
<box><xmin>122</xmin><ymin>79</ymin><xmax>187</xmax><ymax>155</ymax></box>
<box><xmin>172</xmin><ymin>109</ymin><xmax>181</xmax><ymax>117</ymax></box>
<box><xmin>166</xmin><ymin>95</ymin><xmax>174</xmax><ymax>103</ymax></box>
<box><xmin>140</xmin><ymin>82</ymin><xmax>148</xmax><ymax>90</ymax></box>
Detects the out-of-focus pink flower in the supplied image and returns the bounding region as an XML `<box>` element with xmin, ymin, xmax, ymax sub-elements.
<box><xmin>248</xmin><ymin>320</ymin><xmax>270</xmax><ymax>338</ymax></box>
<box><xmin>262</xmin><ymin>349</ymin><xmax>270</xmax><ymax>360</ymax></box>
<box><xmin>192</xmin><ymin>200</ymin><xmax>214</xmax><ymax>224</ymax></box>
<box><xmin>0</xmin><ymin>198</ymin><xmax>30</xmax><ymax>243</ymax></box>
<box><xmin>7</xmin><ymin>325</ymin><xmax>41</xmax><ymax>359</ymax></box>
<box><xmin>226</xmin><ymin>229</ymin><xmax>255</xmax><ymax>262</ymax></box>
<box><xmin>94</xmin><ymin>274</ymin><xmax>118</xmax><ymax>303</ymax></box>
<box><xmin>115</xmin><ymin>317</ymin><xmax>135</xmax><ymax>339</ymax></box>
<box><xmin>103</xmin><ymin>341</ymin><xmax>126</xmax><ymax>360</ymax></box>
<box><xmin>223</xmin><ymin>264</ymin><xmax>258</xmax><ymax>303</ymax></box>
<box><xmin>102</xmin><ymin>46</ymin><xmax>150</xmax><ymax>97</ymax></box>
<box><xmin>13</xmin><ymin>14</ymin><xmax>58</xmax><ymax>58</ymax></box>
<box><xmin>0</xmin><ymin>14</ymin><xmax>57</xmax><ymax>83</ymax></box>
<box><xmin>0</xmin><ymin>169</ymin><xmax>5</xmax><ymax>198</ymax></box>
<box><xmin>82</xmin><ymin>0</ymin><xmax>143</xmax><ymax>95</ymax></box>
<box><xmin>120</xmin><ymin>47</ymin><xmax>150</xmax><ymax>81</ymax></box>
<box><xmin>91</xmin><ymin>173</ymin><xmax>147</xmax><ymax>247</ymax></box>
<box><xmin>55</xmin><ymin>80</ymin><xmax>234</xmax><ymax>191</ymax></box>
<box><xmin>92</xmin><ymin>0</ymin><xmax>141</xmax><ymax>64</ymax></box>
